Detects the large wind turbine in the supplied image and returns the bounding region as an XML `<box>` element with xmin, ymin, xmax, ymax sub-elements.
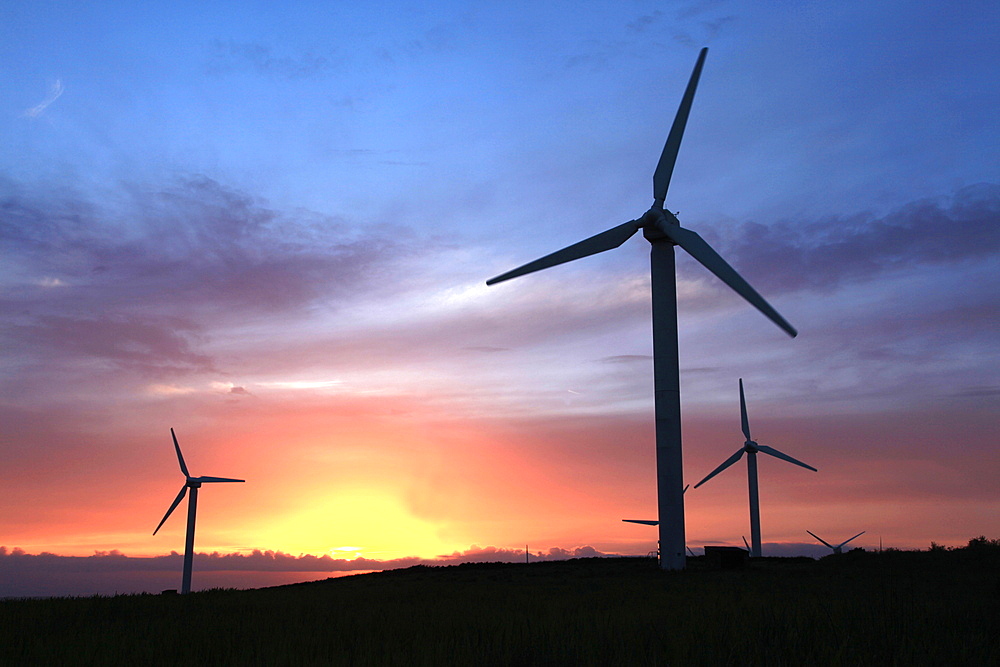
<box><xmin>486</xmin><ymin>48</ymin><xmax>796</xmax><ymax>570</ymax></box>
<box><xmin>693</xmin><ymin>379</ymin><xmax>815</xmax><ymax>558</ymax></box>
<box><xmin>153</xmin><ymin>428</ymin><xmax>244</xmax><ymax>594</ymax></box>
<box><xmin>808</xmin><ymin>530</ymin><xmax>865</xmax><ymax>554</ymax></box>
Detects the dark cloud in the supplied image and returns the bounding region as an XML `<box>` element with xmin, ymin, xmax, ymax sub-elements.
<box><xmin>707</xmin><ymin>183</ymin><xmax>1000</xmax><ymax>295</ymax></box>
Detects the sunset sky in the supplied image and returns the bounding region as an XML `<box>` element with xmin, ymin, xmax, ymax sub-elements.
<box><xmin>2</xmin><ymin>1</ymin><xmax>998</xmax><ymax>595</ymax></box>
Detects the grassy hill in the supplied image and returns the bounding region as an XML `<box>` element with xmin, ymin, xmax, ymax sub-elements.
<box><xmin>2</xmin><ymin>543</ymin><xmax>998</xmax><ymax>665</ymax></box>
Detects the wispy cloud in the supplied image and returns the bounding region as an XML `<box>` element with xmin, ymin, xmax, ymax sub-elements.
<box><xmin>22</xmin><ymin>79</ymin><xmax>63</xmax><ymax>118</ymax></box>
<box><xmin>206</xmin><ymin>40</ymin><xmax>340</xmax><ymax>79</ymax></box>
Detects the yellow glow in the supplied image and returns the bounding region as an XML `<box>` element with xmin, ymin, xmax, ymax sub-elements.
<box><xmin>255</xmin><ymin>379</ymin><xmax>345</xmax><ymax>390</ymax></box>
<box><xmin>251</xmin><ymin>489</ymin><xmax>458</xmax><ymax>560</ymax></box>
<box><xmin>147</xmin><ymin>383</ymin><xmax>197</xmax><ymax>395</ymax></box>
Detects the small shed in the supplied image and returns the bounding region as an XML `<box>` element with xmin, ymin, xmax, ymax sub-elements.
<box><xmin>703</xmin><ymin>546</ymin><xmax>749</xmax><ymax>569</ymax></box>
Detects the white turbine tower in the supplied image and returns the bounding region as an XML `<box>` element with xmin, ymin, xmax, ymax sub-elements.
<box><xmin>153</xmin><ymin>428</ymin><xmax>244</xmax><ymax>594</ymax></box>
<box><xmin>693</xmin><ymin>379</ymin><xmax>816</xmax><ymax>558</ymax></box>
<box><xmin>487</xmin><ymin>48</ymin><xmax>796</xmax><ymax>570</ymax></box>
<box><xmin>808</xmin><ymin>530</ymin><xmax>865</xmax><ymax>554</ymax></box>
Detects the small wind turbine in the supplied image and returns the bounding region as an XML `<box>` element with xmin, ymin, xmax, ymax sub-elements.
<box><xmin>153</xmin><ymin>428</ymin><xmax>244</xmax><ymax>594</ymax></box>
<box><xmin>487</xmin><ymin>48</ymin><xmax>796</xmax><ymax>571</ymax></box>
<box><xmin>693</xmin><ymin>379</ymin><xmax>815</xmax><ymax>558</ymax></box>
<box><xmin>808</xmin><ymin>530</ymin><xmax>865</xmax><ymax>554</ymax></box>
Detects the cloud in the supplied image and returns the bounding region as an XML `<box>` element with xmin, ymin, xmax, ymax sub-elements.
<box><xmin>10</xmin><ymin>314</ymin><xmax>214</xmax><ymax>376</ymax></box>
<box><xmin>707</xmin><ymin>183</ymin><xmax>1000</xmax><ymax>295</ymax></box>
<box><xmin>626</xmin><ymin>11</ymin><xmax>663</xmax><ymax>33</ymax></box>
<box><xmin>0</xmin><ymin>544</ymin><xmax>623</xmax><ymax>597</ymax></box>
<box><xmin>600</xmin><ymin>355</ymin><xmax>651</xmax><ymax>364</ymax></box>
<box><xmin>0</xmin><ymin>174</ymin><xmax>418</xmax><ymax>384</ymax></box>
<box><xmin>22</xmin><ymin>79</ymin><xmax>64</xmax><ymax>118</ymax></box>
<box><xmin>206</xmin><ymin>40</ymin><xmax>340</xmax><ymax>79</ymax></box>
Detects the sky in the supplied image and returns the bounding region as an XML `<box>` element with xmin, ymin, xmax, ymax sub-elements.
<box><xmin>2</xmin><ymin>0</ymin><xmax>998</xmax><ymax>596</ymax></box>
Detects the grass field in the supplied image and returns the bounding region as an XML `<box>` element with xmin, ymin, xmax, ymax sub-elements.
<box><xmin>2</xmin><ymin>543</ymin><xmax>997</xmax><ymax>665</ymax></box>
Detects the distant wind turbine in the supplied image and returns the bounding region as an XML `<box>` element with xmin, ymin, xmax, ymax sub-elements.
<box><xmin>808</xmin><ymin>530</ymin><xmax>865</xmax><ymax>554</ymax></box>
<box><xmin>693</xmin><ymin>379</ymin><xmax>816</xmax><ymax>558</ymax></box>
<box><xmin>153</xmin><ymin>428</ymin><xmax>244</xmax><ymax>594</ymax></box>
<box><xmin>488</xmin><ymin>48</ymin><xmax>796</xmax><ymax>570</ymax></box>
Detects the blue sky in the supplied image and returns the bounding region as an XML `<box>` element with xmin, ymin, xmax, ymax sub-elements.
<box><xmin>1</xmin><ymin>0</ymin><xmax>998</xmax><ymax>595</ymax></box>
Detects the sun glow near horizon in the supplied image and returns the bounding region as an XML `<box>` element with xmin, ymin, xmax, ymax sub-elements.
<box><xmin>241</xmin><ymin>489</ymin><xmax>462</xmax><ymax>561</ymax></box>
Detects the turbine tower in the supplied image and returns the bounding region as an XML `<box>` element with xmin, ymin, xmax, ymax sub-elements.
<box><xmin>153</xmin><ymin>428</ymin><xmax>244</xmax><ymax>594</ymax></box>
<box><xmin>693</xmin><ymin>379</ymin><xmax>816</xmax><ymax>558</ymax></box>
<box><xmin>486</xmin><ymin>48</ymin><xmax>796</xmax><ymax>570</ymax></box>
<box><xmin>808</xmin><ymin>530</ymin><xmax>865</xmax><ymax>554</ymax></box>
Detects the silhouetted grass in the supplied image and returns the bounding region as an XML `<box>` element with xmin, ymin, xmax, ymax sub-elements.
<box><xmin>2</xmin><ymin>545</ymin><xmax>997</xmax><ymax>665</ymax></box>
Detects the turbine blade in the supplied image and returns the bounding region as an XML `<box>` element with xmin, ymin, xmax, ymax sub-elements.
<box><xmin>153</xmin><ymin>485</ymin><xmax>188</xmax><ymax>535</ymax></box>
<box><xmin>739</xmin><ymin>378</ymin><xmax>751</xmax><ymax>441</ymax></box>
<box><xmin>742</xmin><ymin>535</ymin><xmax>750</xmax><ymax>551</ymax></box>
<box><xmin>171</xmin><ymin>428</ymin><xmax>190</xmax><ymax>477</ymax></box>
<box><xmin>807</xmin><ymin>530</ymin><xmax>834</xmax><ymax>549</ymax></box>
<box><xmin>195</xmin><ymin>476</ymin><xmax>245</xmax><ymax>483</ymax></box>
<box><xmin>486</xmin><ymin>220</ymin><xmax>642</xmax><ymax>285</ymax></box>
<box><xmin>683</xmin><ymin>484</ymin><xmax>689</xmax><ymax>494</ymax></box>
<box><xmin>838</xmin><ymin>531</ymin><xmax>866</xmax><ymax>549</ymax></box>
<box><xmin>653</xmin><ymin>47</ymin><xmax>708</xmax><ymax>204</ymax></box>
<box><xmin>658</xmin><ymin>224</ymin><xmax>797</xmax><ymax>337</ymax></box>
<box><xmin>693</xmin><ymin>448</ymin><xmax>745</xmax><ymax>488</ymax></box>
<box><xmin>622</xmin><ymin>519</ymin><xmax>659</xmax><ymax>526</ymax></box>
<box><xmin>756</xmin><ymin>444</ymin><xmax>817</xmax><ymax>472</ymax></box>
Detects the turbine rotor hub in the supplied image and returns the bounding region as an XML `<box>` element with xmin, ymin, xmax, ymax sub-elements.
<box><xmin>744</xmin><ymin>439</ymin><xmax>758</xmax><ymax>453</ymax></box>
<box><xmin>641</xmin><ymin>207</ymin><xmax>680</xmax><ymax>243</ymax></box>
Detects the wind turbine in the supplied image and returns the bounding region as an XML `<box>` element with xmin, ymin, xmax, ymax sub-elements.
<box><xmin>808</xmin><ymin>530</ymin><xmax>865</xmax><ymax>554</ymax></box>
<box><xmin>486</xmin><ymin>48</ymin><xmax>796</xmax><ymax>570</ymax></box>
<box><xmin>153</xmin><ymin>428</ymin><xmax>244</xmax><ymax>594</ymax></box>
<box><xmin>693</xmin><ymin>379</ymin><xmax>815</xmax><ymax>558</ymax></box>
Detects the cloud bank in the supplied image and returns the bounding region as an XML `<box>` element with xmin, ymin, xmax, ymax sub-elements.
<box><xmin>0</xmin><ymin>544</ymin><xmax>620</xmax><ymax>598</ymax></box>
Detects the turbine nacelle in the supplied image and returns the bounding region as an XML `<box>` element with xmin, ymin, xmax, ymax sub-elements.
<box><xmin>641</xmin><ymin>207</ymin><xmax>680</xmax><ymax>242</ymax></box>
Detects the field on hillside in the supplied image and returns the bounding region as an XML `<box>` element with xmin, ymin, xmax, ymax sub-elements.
<box><xmin>2</xmin><ymin>544</ymin><xmax>998</xmax><ymax>665</ymax></box>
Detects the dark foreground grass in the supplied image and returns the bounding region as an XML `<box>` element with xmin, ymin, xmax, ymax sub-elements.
<box><xmin>2</xmin><ymin>547</ymin><xmax>998</xmax><ymax>665</ymax></box>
